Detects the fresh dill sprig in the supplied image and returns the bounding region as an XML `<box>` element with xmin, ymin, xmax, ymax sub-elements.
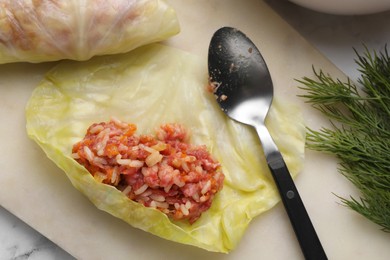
<box><xmin>297</xmin><ymin>46</ymin><xmax>390</xmax><ymax>232</ymax></box>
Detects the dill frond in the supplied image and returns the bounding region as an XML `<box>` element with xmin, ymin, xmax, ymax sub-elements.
<box><xmin>297</xmin><ymin>46</ymin><xmax>390</xmax><ymax>232</ymax></box>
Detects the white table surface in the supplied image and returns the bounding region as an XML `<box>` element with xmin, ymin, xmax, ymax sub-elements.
<box><xmin>1</xmin><ymin>1</ymin><xmax>390</xmax><ymax>259</ymax></box>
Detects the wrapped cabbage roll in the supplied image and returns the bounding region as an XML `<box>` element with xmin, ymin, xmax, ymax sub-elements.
<box><xmin>0</xmin><ymin>0</ymin><xmax>179</xmax><ymax>64</ymax></box>
<box><xmin>26</xmin><ymin>44</ymin><xmax>306</xmax><ymax>253</ymax></box>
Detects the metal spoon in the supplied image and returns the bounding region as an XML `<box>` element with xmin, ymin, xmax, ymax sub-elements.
<box><xmin>208</xmin><ymin>27</ymin><xmax>327</xmax><ymax>260</ymax></box>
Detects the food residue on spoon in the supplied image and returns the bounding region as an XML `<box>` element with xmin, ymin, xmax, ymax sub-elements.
<box><xmin>207</xmin><ymin>79</ymin><xmax>228</xmax><ymax>102</ymax></box>
<box><xmin>71</xmin><ymin>118</ymin><xmax>225</xmax><ymax>224</ymax></box>
<box><xmin>220</xmin><ymin>94</ymin><xmax>228</xmax><ymax>101</ymax></box>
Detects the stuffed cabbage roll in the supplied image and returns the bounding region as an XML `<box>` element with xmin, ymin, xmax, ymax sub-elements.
<box><xmin>26</xmin><ymin>44</ymin><xmax>306</xmax><ymax>253</ymax></box>
<box><xmin>0</xmin><ymin>0</ymin><xmax>179</xmax><ymax>64</ymax></box>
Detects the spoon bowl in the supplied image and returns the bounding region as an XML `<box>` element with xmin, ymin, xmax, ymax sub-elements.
<box><xmin>208</xmin><ymin>27</ymin><xmax>327</xmax><ymax>260</ymax></box>
<box><xmin>208</xmin><ymin>27</ymin><xmax>273</xmax><ymax>126</ymax></box>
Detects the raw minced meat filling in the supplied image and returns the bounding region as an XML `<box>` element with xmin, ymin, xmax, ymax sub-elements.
<box><xmin>72</xmin><ymin>118</ymin><xmax>225</xmax><ymax>223</ymax></box>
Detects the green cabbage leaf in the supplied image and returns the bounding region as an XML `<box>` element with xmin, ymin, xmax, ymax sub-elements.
<box><xmin>26</xmin><ymin>44</ymin><xmax>305</xmax><ymax>253</ymax></box>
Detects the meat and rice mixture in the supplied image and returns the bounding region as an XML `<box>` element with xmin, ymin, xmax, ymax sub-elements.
<box><xmin>72</xmin><ymin>118</ymin><xmax>225</xmax><ymax>224</ymax></box>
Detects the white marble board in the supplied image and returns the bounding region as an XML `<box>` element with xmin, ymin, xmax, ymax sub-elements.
<box><xmin>0</xmin><ymin>0</ymin><xmax>389</xmax><ymax>259</ymax></box>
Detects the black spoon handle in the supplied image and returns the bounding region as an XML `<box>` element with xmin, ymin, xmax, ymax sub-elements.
<box><xmin>268</xmin><ymin>154</ymin><xmax>327</xmax><ymax>260</ymax></box>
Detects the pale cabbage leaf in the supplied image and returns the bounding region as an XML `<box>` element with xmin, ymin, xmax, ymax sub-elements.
<box><xmin>26</xmin><ymin>44</ymin><xmax>306</xmax><ymax>253</ymax></box>
<box><xmin>0</xmin><ymin>0</ymin><xmax>179</xmax><ymax>64</ymax></box>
